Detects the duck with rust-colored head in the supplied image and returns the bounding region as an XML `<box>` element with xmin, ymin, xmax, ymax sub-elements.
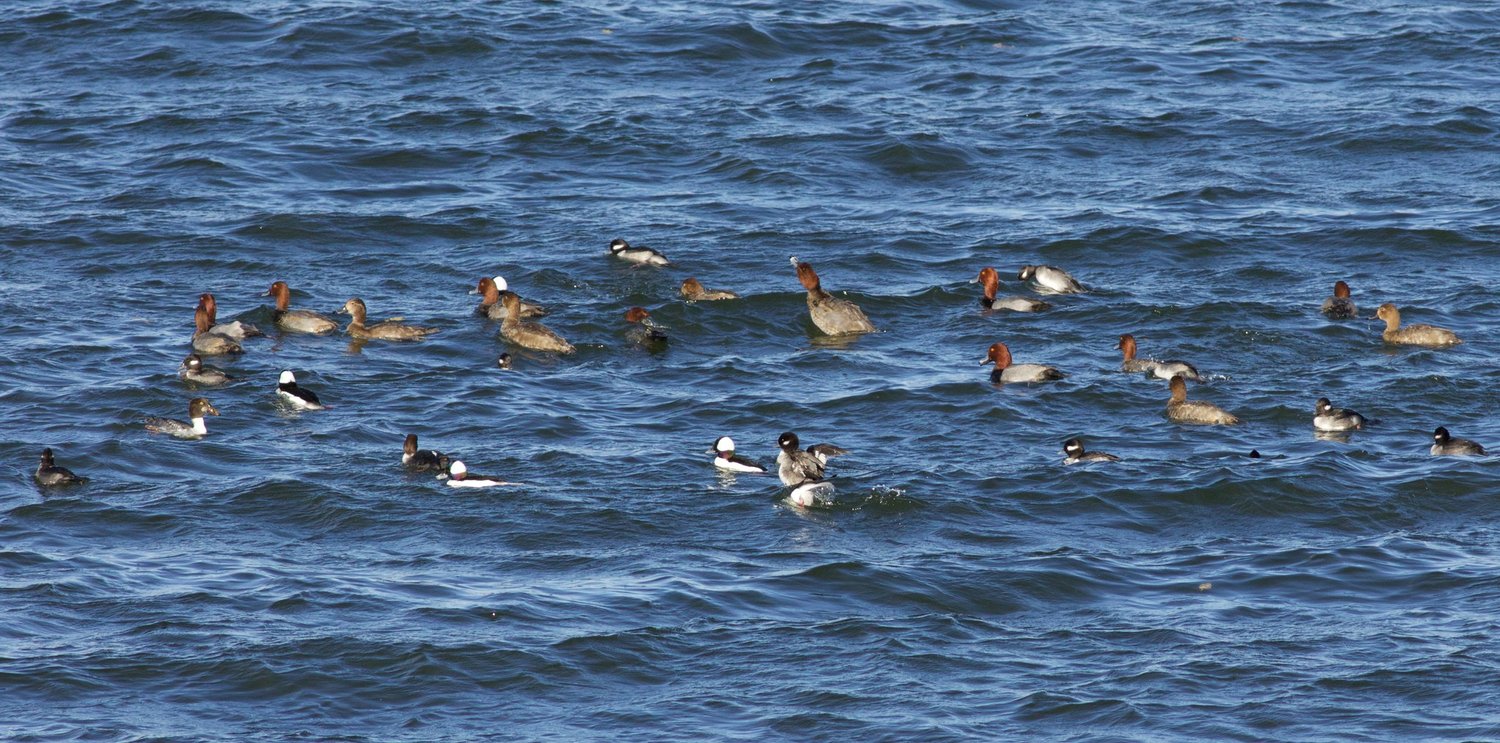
<box><xmin>792</xmin><ymin>257</ymin><xmax>876</xmax><ymax>336</ymax></box>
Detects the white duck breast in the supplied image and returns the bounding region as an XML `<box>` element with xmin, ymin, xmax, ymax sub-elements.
<box><xmin>1313</xmin><ymin>398</ymin><xmax>1366</xmax><ymax>431</ymax></box>
<box><xmin>444</xmin><ymin>461</ymin><xmax>510</xmax><ymax>487</ymax></box>
<box><xmin>609</xmin><ymin>239</ymin><xmax>670</xmax><ymax>266</ymax></box>
<box><xmin>711</xmin><ymin>436</ymin><xmax>768</xmax><ymax>473</ymax></box>
<box><xmin>789</xmin><ymin>480</ymin><xmax>835</xmax><ymax>507</ymax></box>
<box><xmin>276</xmin><ymin>371</ymin><xmax>325</xmax><ymax>410</ymax></box>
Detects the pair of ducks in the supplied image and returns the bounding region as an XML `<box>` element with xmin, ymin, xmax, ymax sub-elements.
<box><xmin>400</xmin><ymin>434</ymin><xmax>512</xmax><ymax>488</ymax></box>
<box><xmin>474</xmin><ymin>275</ymin><xmax>667</xmax><ymax>355</ymax></box>
<box><xmin>145</xmin><ymin>371</ymin><xmax>326</xmax><ymax>439</ymax></box>
<box><xmin>1320</xmin><ymin>281</ymin><xmax>1463</xmax><ymax>346</ymax></box>
<box><xmin>198</xmin><ymin>282</ymin><xmax>439</xmax><ymax>342</ymax></box>
<box><xmin>709</xmin><ymin>433</ymin><xmax>849</xmax><ymax>507</ymax></box>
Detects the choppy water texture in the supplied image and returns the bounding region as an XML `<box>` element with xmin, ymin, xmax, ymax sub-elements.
<box><xmin>4</xmin><ymin>1</ymin><xmax>1500</xmax><ymax>740</ymax></box>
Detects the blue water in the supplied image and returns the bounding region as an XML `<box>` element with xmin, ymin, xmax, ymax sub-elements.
<box><xmin>5</xmin><ymin>1</ymin><xmax>1500</xmax><ymax>740</ymax></box>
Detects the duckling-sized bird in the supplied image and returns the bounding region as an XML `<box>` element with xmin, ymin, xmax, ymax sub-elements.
<box><xmin>1431</xmin><ymin>427</ymin><xmax>1485</xmax><ymax>456</ymax></box>
<box><xmin>472</xmin><ymin>276</ymin><xmax>546</xmax><ymax>321</ymax></box>
<box><xmin>1116</xmin><ymin>334</ymin><xmax>1201</xmax><ymax>381</ymax></box>
<box><xmin>972</xmin><ymin>267</ymin><xmax>1049</xmax><ymax>312</ymax></box>
<box><xmin>444</xmin><ymin>460</ymin><xmax>512</xmax><ymax>488</ymax></box>
<box><xmin>497</xmin><ymin>353</ymin><xmax>513</xmax><ymax>370</ymax></box>
<box><xmin>179</xmin><ymin>354</ymin><xmax>233</xmax><ymax>386</ymax></box>
<box><xmin>981</xmin><ymin>342</ymin><xmax>1063</xmax><ymax>383</ymax></box>
<box><xmin>1376</xmin><ymin>303</ymin><xmax>1461</xmax><ymax>347</ymax></box>
<box><xmin>1321</xmin><ymin>281</ymin><xmax>1357</xmax><ymax>319</ymax></box>
<box><xmin>680</xmin><ymin>277</ymin><xmax>739</xmax><ymax>301</ymax></box>
<box><xmin>1313</xmin><ymin>397</ymin><xmax>1367</xmax><ymax>432</ymax></box>
<box><xmin>1018</xmin><ymin>265</ymin><xmax>1085</xmax><ymax>294</ymax></box>
<box><xmin>624</xmin><ymin>307</ymin><xmax>669</xmax><ymax>348</ymax></box>
<box><xmin>338</xmin><ymin>298</ymin><xmax>439</xmax><ymax>341</ymax></box>
<box><xmin>1062</xmin><ymin>438</ymin><xmax>1119</xmax><ymax>464</ymax></box>
<box><xmin>191</xmin><ymin>304</ymin><xmax>242</xmax><ymax>355</ymax></box>
<box><xmin>776</xmin><ymin>431</ymin><xmax>836</xmax><ymax>507</ymax></box>
<box><xmin>402</xmin><ymin>434</ymin><xmax>449</xmax><ymax>472</ymax></box>
<box><xmin>499</xmin><ymin>293</ymin><xmax>575</xmax><ymax>354</ymax></box>
<box><xmin>35</xmin><ymin>448</ymin><xmax>87</xmax><ymax>486</ymax></box>
<box><xmin>609</xmin><ymin>238</ymin><xmax>670</xmax><ymax>266</ymax></box>
<box><xmin>145</xmin><ymin>397</ymin><xmax>220</xmax><ymax>439</ymax></box>
<box><xmin>264</xmin><ymin>281</ymin><xmax>337</xmax><ymax>334</ymax></box>
<box><xmin>276</xmin><ymin>371</ymin><xmax>326</xmax><ymax>410</ymax></box>
<box><xmin>792</xmin><ymin>257</ymin><xmax>876</xmax><ymax>336</ymax></box>
<box><xmin>709</xmin><ymin>436</ymin><xmax>768</xmax><ymax>473</ymax></box>
<box><xmin>1166</xmin><ymin>375</ymin><xmax>1239</xmax><ymax>425</ymax></box>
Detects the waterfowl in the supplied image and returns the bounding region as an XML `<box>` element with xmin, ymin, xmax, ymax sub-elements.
<box><xmin>1377</xmin><ymin>303</ymin><xmax>1461</xmax><ymax>346</ymax></box>
<box><xmin>792</xmin><ymin>257</ymin><xmax>876</xmax><ymax>336</ymax></box>
<box><xmin>776</xmin><ymin>431</ymin><xmax>835</xmax><ymax>507</ymax></box>
<box><xmin>35</xmin><ymin>448</ymin><xmax>87</xmax><ymax>486</ymax></box>
<box><xmin>1116</xmin><ymin>334</ymin><xmax>1201</xmax><ymax>381</ymax></box>
<box><xmin>179</xmin><ymin>354</ymin><xmax>233</xmax><ymax>386</ymax></box>
<box><xmin>1166</xmin><ymin>375</ymin><xmax>1239</xmax><ymax>425</ymax></box>
<box><xmin>499</xmin><ymin>293</ymin><xmax>574</xmax><ymax>354</ymax></box>
<box><xmin>191</xmin><ymin>304</ymin><xmax>242</xmax><ymax>355</ymax></box>
<box><xmin>1431</xmin><ymin>427</ymin><xmax>1485</xmax><ymax>456</ymax></box>
<box><xmin>609</xmin><ymin>238</ymin><xmax>670</xmax><ymax>266</ymax></box>
<box><xmin>197</xmin><ymin>292</ymin><xmax>261</xmax><ymax>340</ymax></box>
<box><xmin>145</xmin><ymin>397</ymin><xmax>220</xmax><ymax>439</ymax></box>
<box><xmin>624</xmin><ymin>307</ymin><xmax>668</xmax><ymax>348</ymax></box>
<box><xmin>402</xmin><ymin>434</ymin><xmax>449</xmax><ymax>471</ymax></box>
<box><xmin>709</xmin><ymin>436</ymin><xmax>767</xmax><ymax>473</ymax></box>
<box><xmin>276</xmin><ymin>371</ymin><xmax>325</xmax><ymax>410</ymax></box>
<box><xmin>680</xmin><ymin>278</ymin><xmax>739</xmax><ymax>301</ymax></box>
<box><xmin>1313</xmin><ymin>397</ymin><xmax>1366</xmax><ymax>432</ymax></box>
<box><xmin>444</xmin><ymin>460</ymin><xmax>511</xmax><ymax>488</ymax></box>
<box><xmin>972</xmin><ymin>267</ymin><xmax>1049</xmax><ymax>312</ymax></box>
<box><xmin>497</xmin><ymin>353</ymin><xmax>513</xmax><ymax>370</ymax></box>
<box><xmin>980</xmin><ymin>342</ymin><xmax>1063</xmax><ymax>383</ymax></box>
<box><xmin>1062</xmin><ymin>438</ymin><xmax>1119</xmax><ymax>464</ymax></box>
<box><xmin>1018</xmin><ymin>265</ymin><xmax>1085</xmax><ymax>294</ymax></box>
<box><xmin>472</xmin><ymin>276</ymin><xmax>546</xmax><ymax>321</ymax></box>
<box><xmin>806</xmin><ymin>443</ymin><xmax>848</xmax><ymax>465</ymax></box>
<box><xmin>338</xmin><ymin>298</ymin><xmax>438</xmax><ymax>341</ymax></box>
<box><xmin>1321</xmin><ymin>280</ymin><xmax>1357</xmax><ymax>319</ymax></box>
<box><xmin>264</xmin><ymin>281</ymin><xmax>337</xmax><ymax>334</ymax></box>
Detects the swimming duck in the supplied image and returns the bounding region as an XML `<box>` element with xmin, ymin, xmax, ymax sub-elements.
<box><xmin>264</xmin><ymin>281</ymin><xmax>337</xmax><ymax>334</ymax></box>
<box><xmin>1431</xmin><ymin>427</ymin><xmax>1485</xmax><ymax>456</ymax></box>
<box><xmin>1313</xmin><ymin>397</ymin><xmax>1367</xmax><ymax>431</ymax></box>
<box><xmin>276</xmin><ymin>371</ymin><xmax>325</xmax><ymax>410</ymax></box>
<box><xmin>499</xmin><ymin>293</ymin><xmax>575</xmax><ymax>354</ymax></box>
<box><xmin>1166</xmin><ymin>375</ymin><xmax>1239</xmax><ymax>425</ymax></box>
<box><xmin>35</xmin><ymin>448</ymin><xmax>87</xmax><ymax>486</ymax></box>
<box><xmin>776</xmin><ymin>431</ymin><xmax>835</xmax><ymax>507</ymax></box>
<box><xmin>402</xmin><ymin>434</ymin><xmax>449</xmax><ymax>471</ymax></box>
<box><xmin>145</xmin><ymin>397</ymin><xmax>220</xmax><ymax>439</ymax></box>
<box><xmin>1116</xmin><ymin>334</ymin><xmax>1201</xmax><ymax>381</ymax></box>
<box><xmin>1018</xmin><ymin>265</ymin><xmax>1085</xmax><ymax>294</ymax></box>
<box><xmin>709</xmin><ymin>436</ymin><xmax>768</xmax><ymax>473</ymax></box>
<box><xmin>497</xmin><ymin>353</ymin><xmax>513</xmax><ymax>370</ymax></box>
<box><xmin>1321</xmin><ymin>281</ymin><xmax>1357</xmax><ymax>319</ymax></box>
<box><xmin>198</xmin><ymin>293</ymin><xmax>262</xmax><ymax>340</ymax></box>
<box><xmin>972</xmin><ymin>267</ymin><xmax>1049</xmax><ymax>312</ymax></box>
<box><xmin>981</xmin><ymin>342</ymin><xmax>1063</xmax><ymax>383</ymax></box>
<box><xmin>1062</xmin><ymin>438</ymin><xmax>1119</xmax><ymax>464</ymax></box>
<box><xmin>1377</xmin><ymin>303</ymin><xmax>1461</xmax><ymax>346</ymax></box>
<box><xmin>444</xmin><ymin>460</ymin><xmax>511</xmax><ymax>488</ymax></box>
<box><xmin>179</xmin><ymin>354</ymin><xmax>233</xmax><ymax>386</ymax></box>
<box><xmin>472</xmin><ymin>276</ymin><xmax>547</xmax><ymax>321</ymax></box>
<box><xmin>191</xmin><ymin>304</ymin><xmax>243</xmax><ymax>355</ymax></box>
<box><xmin>609</xmin><ymin>238</ymin><xmax>670</xmax><ymax>266</ymax></box>
<box><xmin>680</xmin><ymin>278</ymin><xmax>739</xmax><ymax>301</ymax></box>
<box><xmin>338</xmin><ymin>298</ymin><xmax>439</xmax><ymax>341</ymax></box>
<box><xmin>792</xmin><ymin>257</ymin><xmax>877</xmax><ymax>336</ymax></box>
<box><xmin>624</xmin><ymin>307</ymin><xmax>669</xmax><ymax>348</ymax></box>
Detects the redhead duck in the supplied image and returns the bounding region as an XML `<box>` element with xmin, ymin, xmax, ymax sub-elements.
<box><xmin>1116</xmin><ymin>334</ymin><xmax>1201</xmax><ymax>381</ymax></box>
<box><xmin>980</xmin><ymin>342</ymin><xmax>1063</xmax><ymax>383</ymax></box>
<box><xmin>972</xmin><ymin>267</ymin><xmax>1049</xmax><ymax>312</ymax></box>
<box><xmin>624</xmin><ymin>307</ymin><xmax>668</xmax><ymax>348</ymax></box>
<box><xmin>1321</xmin><ymin>281</ymin><xmax>1357</xmax><ymax>319</ymax></box>
<box><xmin>191</xmin><ymin>304</ymin><xmax>242</xmax><ymax>355</ymax></box>
<box><xmin>197</xmin><ymin>293</ymin><xmax>261</xmax><ymax>340</ymax></box>
<box><xmin>472</xmin><ymin>276</ymin><xmax>546</xmax><ymax>321</ymax></box>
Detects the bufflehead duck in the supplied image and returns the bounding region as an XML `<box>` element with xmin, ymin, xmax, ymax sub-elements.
<box><xmin>1017</xmin><ymin>265</ymin><xmax>1085</xmax><ymax>294</ymax></box>
<box><xmin>198</xmin><ymin>292</ymin><xmax>262</xmax><ymax>340</ymax></box>
<box><xmin>1313</xmin><ymin>397</ymin><xmax>1366</xmax><ymax>431</ymax></box>
<box><xmin>35</xmin><ymin>448</ymin><xmax>87</xmax><ymax>486</ymax></box>
<box><xmin>1321</xmin><ymin>281</ymin><xmax>1357</xmax><ymax>319</ymax></box>
<box><xmin>1377</xmin><ymin>303</ymin><xmax>1461</xmax><ymax>346</ymax></box>
<box><xmin>680</xmin><ymin>278</ymin><xmax>739</xmax><ymax>301</ymax></box>
<box><xmin>609</xmin><ymin>238</ymin><xmax>670</xmax><ymax>266</ymax></box>
<box><xmin>472</xmin><ymin>276</ymin><xmax>547</xmax><ymax>321</ymax></box>
<box><xmin>402</xmin><ymin>434</ymin><xmax>449</xmax><ymax>471</ymax></box>
<box><xmin>792</xmin><ymin>257</ymin><xmax>877</xmax><ymax>336</ymax></box>
<box><xmin>708</xmin><ymin>436</ymin><xmax>768</xmax><ymax>473</ymax></box>
<box><xmin>264</xmin><ymin>281</ymin><xmax>337</xmax><ymax>334</ymax></box>
<box><xmin>1116</xmin><ymin>334</ymin><xmax>1201</xmax><ymax>381</ymax></box>
<box><xmin>972</xmin><ymin>267</ymin><xmax>1049</xmax><ymax>312</ymax></box>
<box><xmin>145</xmin><ymin>397</ymin><xmax>220</xmax><ymax>439</ymax></box>
<box><xmin>1431</xmin><ymin>427</ymin><xmax>1485</xmax><ymax>456</ymax></box>
<box><xmin>276</xmin><ymin>371</ymin><xmax>325</xmax><ymax>410</ymax></box>
<box><xmin>1166</xmin><ymin>375</ymin><xmax>1239</xmax><ymax>425</ymax></box>
<box><xmin>776</xmin><ymin>431</ymin><xmax>837</xmax><ymax>506</ymax></box>
<box><xmin>624</xmin><ymin>307</ymin><xmax>669</xmax><ymax>348</ymax></box>
<box><xmin>497</xmin><ymin>353</ymin><xmax>513</xmax><ymax>370</ymax></box>
<box><xmin>191</xmin><ymin>304</ymin><xmax>242</xmax><ymax>355</ymax></box>
<box><xmin>1062</xmin><ymin>438</ymin><xmax>1119</xmax><ymax>464</ymax></box>
<box><xmin>981</xmin><ymin>342</ymin><xmax>1063</xmax><ymax>383</ymax></box>
<box><xmin>338</xmin><ymin>298</ymin><xmax>438</xmax><ymax>341</ymax></box>
<box><xmin>179</xmin><ymin>354</ymin><xmax>233</xmax><ymax>386</ymax></box>
<box><xmin>500</xmin><ymin>292</ymin><xmax>575</xmax><ymax>354</ymax></box>
<box><xmin>444</xmin><ymin>460</ymin><xmax>511</xmax><ymax>488</ymax></box>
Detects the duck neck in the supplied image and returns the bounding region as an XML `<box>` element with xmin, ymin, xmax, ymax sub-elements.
<box><xmin>191</xmin><ymin>417</ymin><xmax>208</xmax><ymax>435</ymax></box>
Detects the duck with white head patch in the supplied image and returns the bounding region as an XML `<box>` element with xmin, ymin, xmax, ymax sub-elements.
<box><xmin>179</xmin><ymin>354</ymin><xmax>233</xmax><ymax>386</ymax></box>
<box><xmin>791</xmin><ymin>257</ymin><xmax>876</xmax><ymax>336</ymax></box>
<box><xmin>981</xmin><ymin>342</ymin><xmax>1063</xmax><ymax>384</ymax></box>
<box><xmin>471</xmin><ymin>276</ymin><xmax>547</xmax><ymax>321</ymax></box>
<box><xmin>146</xmin><ymin>397</ymin><xmax>220</xmax><ymax>439</ymax></box>
<box><xmin>1017</xmin><ymin>265</ymin><xmax>1085</xmax><ymax>294</ymax></box>
<box><xmin>972</xmin><ymin>267</ymin><xmax>1049</xmax><ymax>312</ymax></box>
<box><xmin>1431</xmin><ymin>427</ymin><xmax>1485</xmax><ymax>456</ymax></box>
<box><xmin>276</xmin><ymin>371</ymin><xmax>326</xmax><ymax>410</ymax></box>
<box><xmin>444</xmin><ymin>460</ymin><xmax>512</xmax><ymax>488</ymax></box>
<box><xmin>1321</xmin><ymin>281</ymin><xmax>1357</xmax><ymax>319</ymax></box>
<box><xmin>609</xmin><ymin>238</ymin><xmax>670</xmax><ymax>266</ymax></box>
<box><xmin>402</xmin><ymin>434</ymin><xmax>449</xmax><ymax>471</ymax></box>
<box><xmin>35</xmin><ymin>448</ymin><xmax>88</xmax><ymax>486</ymax></box>
<box><xmin>709</xmin><ymin>436</ymin><xmax>768</xmax><ymax>473</ymax></box>
<box><xmin>776</xmin><ymin>431</ymin><xmax>840</xmax><ymax>507</ymax></box>
<box><xmin>1062</xmin><ymin>438</ymin><xmax>1119</xmax><ymax>464</ymax></box>
<box><xmin>1313</xmin><ymin>397</ymin><xmax>1366</xmax><ymax>432</ymax></box>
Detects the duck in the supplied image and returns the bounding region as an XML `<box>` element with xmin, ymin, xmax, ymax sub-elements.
<box><xmin>708</xmin><ymin>436</ymin><xmax>768</xmax><ymax>473</ymax></box>
<box><xmin>1376</xmin><ymin>303</ymin><xmax>1461</xmax><ymax>346</ymax></box>
<box><xmin>981</xmin><ymin>342</ymin><xmax>1063</xmax><ymax>383</ymax></box>
<box><xmin>197</xmin><ymin>292</ymin><xmax>262</xmax><ymax>340</ymax></box>
<box><xmin>1018</xmin><ymin>265</ymin><xmax>1085</xmax><ymax>294</ymax></box>
<box><xmin>444</xmin><ymin>460</ymin><xmax>512</xmax><ymax>488</ymax></box>
<box><xmin>35</xmin><ymin>448</ymin><xmax>87</xmax><ymax>486</ymax></box>
<box><xmin>972</xmin><ymin>267</ymin><xmax>1049</xmax><ymax>312</ymax></box>
<box><xmin>497</xmin><ymin>353</ymin><xmax>513</xmax><ymax>370</ymax></box>
<box><xmin>776</xmin><ymin>431</ymin><xmax>836</xmax><ymax>507</ymax></box>
<box><xmin>1166</xmin><ymin>375</ymin><xmax>1239</xmax><ymax>425</ymax></box>
<box><xmin>1313</xmin><ymin>397</ymin><xmax>1367</xmax><ymax>431</ymax></box>
<box><xmin>338</xmin><ymin>298</ymin><xmax>439</xmax><ymax>341</ymax></box>
<box><xmin>179</xmin><ymin>354</ymin><xmax>233</xmax><ymax>386</ymax></box>
<box><xmin>609</xmin><ymin>238</ymin><xmax>670</xmax><ymax>266</ymax></box>
<box><xmin>276</xmin><ymin>371</ymin><xmax>326</xmax><ymax>410</ymax></box>
<box><xmin>191</xmin><ymin>304</ymin><xmax>243</xmax><ymax>355</ymax></box>
<box><xmin>263</xmin><ymin>281</ymin><xmax>337</xmax><ymax>334</ymax></box>
<box><xmin>1431</xmin><ymin>427</ymin><xmax>1485</xmax><ymax>456</ymax></box>
<box><xmin>1116</xmin><ymin>334</ymin><xmax>1201</xmax><ymax>381</ymax></box>
<box><xmin>1321</xmin><ymin>280</ymin><xmax>1357</xmax><ymax>319</ymax></box>
<box><xmin>1062</xmin><ymin>438</ymin><xmax>1119</xmax><ymax>464</ymax></box>
<box><xmin>624</xmin><ymin>307</ymin><xmax>669</xmax><ymax>348</ymax></box>
<box><xmin>145</xmin><ymin>397</ymin><xmax>220</xmax><ymax>439</ymax></box>
<box><xmin>472</xmin><ymin>276</ymin><xmax>547</xmax><ymax>321</ymax></box>
<box><xmin>499</xmin><ymin>293</ymin><xmax>575</xmax><ymax>354</ymax></box>
<box><xmin>792</xmin><ymin>257</ymin><xmax>877</xmax><ymax>335</ymax></box>
<box><xmin>680</xmin><ymin>278</ymin><xmax>739</xmax><ymax>301</ymax></box>
<box><xmin>402</xmin><ymin>434</ymin><xmax>449</xmax><ymax>471</ymax></box>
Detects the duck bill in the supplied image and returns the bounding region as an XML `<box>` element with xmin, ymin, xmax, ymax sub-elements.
<box><xmin>979</xmin><ymin>357</ymin><xmax>994</xmax><ymax>365</ymax></box>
